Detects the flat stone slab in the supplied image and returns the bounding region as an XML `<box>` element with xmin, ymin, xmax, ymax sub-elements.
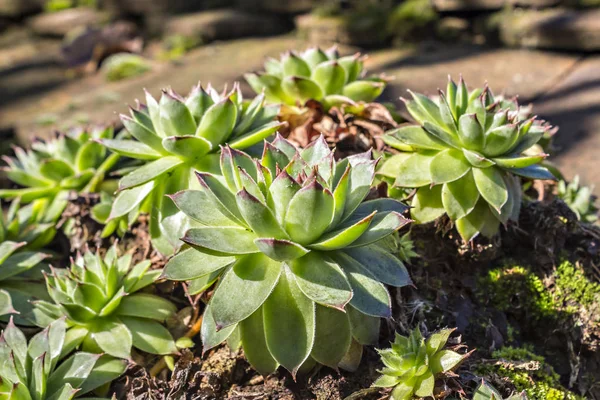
<box><xmin>165</xmin><ymin>9</ymin><xmax>289</xmax><ymax>44</ymax></box>
<box><xmin>534</xmin><ymin>56</ymin><xmax>600</xmax><ymax>195</ymax></box>
<box><xmin>0</xmin><ymin>35</ymin><xmax>310</xmax><ymax>142</ymax></box>
<box><xmin>500</xmin><ymin>8</ymin><xmax>600</xmax><ymax>52</ymax></box>
<box><xmin>366</xmin><ymin>44</ymin><xmax>579</xmax><ymax>102</ymax></box>
<box><xmin>27</xmin><ymin>7</ymin><xmax>107</xmax><ymax>38</ymax></box>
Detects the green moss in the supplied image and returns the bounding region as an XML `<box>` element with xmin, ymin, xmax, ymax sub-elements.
<box><xmin>478</xmin><ymin>260</ymin><xmax>600</xmax><ymax>324</ymax></box>
<box><xmin>475</xmin><ymin>346</ymin><xmax>582</xmax><ymax>400</ymax></box>
<box><xmin>45</xmin><ymin>0</ymin><xmax>96</xmax><ymax>12</ymax></box>
<box><xmin>387</xmin><ymin>0</ymin><xmax>438</xmax><ymax>40</ymax></box>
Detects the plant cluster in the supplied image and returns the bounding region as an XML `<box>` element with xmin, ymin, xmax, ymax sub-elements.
<box><xmin>0</xmin><ymin>46</ymin><xmax>579</xmax><ymax>398</ymax></box>
<box><xmin>473</xmin><ymin>380</ymin><xmax>527</xmax><ymax>400</ymax></box>
<box><xmin>373</xmin><ymin>327</ymin><xmax>467</xmax><ymax>400</ymax></box>
<box><xmin>0</xmin><ymin>317</ymin><xmax>126</xmax><ymax>399</ymax></box>
<box><xmin>557</xmin><ymin>175</ymin><xmax>598</xmax><ymax>223</ymax></box>
<box><xmin>380</xmin><ymin>76</ymin><xmax>555</xmax><ymax>241</ymax></box>
<box><xmin>245</xmin><ymin>47</ymin><xmax>386</xmax><ymax>109</ymax></box>
<box><xmin>165</xmin><ymin>135</ymin><xmax>411</xmax><ymax>374</ymax></box>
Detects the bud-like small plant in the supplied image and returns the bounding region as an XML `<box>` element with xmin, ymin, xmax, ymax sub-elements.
<box><xmin>0</xmin><ymin>237</ymin><xmax>49</xmax><ymax>324</ymax></box>
<box><xmin>245</xmin><ymin>47</ymin><xmax>386</xmax><ymax>109</ymax></box>
<box><xmin>100</xmin><ymin>83</ymin><xmax>284</xmax><ymax>255</ymax></box>
<box><xmin>0</xmin><ymin>127</ymin><xmax>120</xmax><ymax>220</ymax></box>
<box><xmin>0</xmin><ymin>199</ymin><xmax>58</xmax><ymax>251</ymax></box>
<box><xmin>0</xmin><ymin>317</ymin><xmax>127</xmax><ymax>399</ymax></box>
<box><xmin>380</xmin><ymin>76</ymin><xmax>555</xmax><ymax>241</ymax></box>
<box><xmin>32</xmin><ymin>245</ymin><xmax>177</xmax><ymax>359</ymax></box>
<box><xmin>557</xmin><ymin>175</ymin><xmax>598</xmax><ymax>224</ymax></box>
<box><xmin>165</xmin><ymin>135</ymin><xmax>411</xmax><ymax>375</ymax></box>
<box><xmin>373</xmin><ymin>328</ymin><xmax>468</xmax><ymax>400</ymax></box>
<box><xmin>473</xmin><ymin>380</ymin><xmax>528</xmax><ymax>400</ymax></box>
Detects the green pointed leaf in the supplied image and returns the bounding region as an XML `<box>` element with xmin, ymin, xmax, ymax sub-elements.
<box><xmin>483</xmin><ymin>124</ymin><xmax>519</xmax><ymax>157</ymax></box>
<box><xmin>77</xmin><ymin>355</ymin><xmax>127</xmax><ymax>395</ymax></box>
<box><xmin>281</xmin><ymin>76</ymin><xmax>324</xmax><ymax>103</ymax></box>
<box><xmin>121</xmin><ymin>114</ymin><xmax>165</xmax><ymax>153</ymax></box>
<box><xmin>430</xmin><ymin>349</ymin><xmax>464</xmax><ymax>374</ymax></box>
<box><xmin>282</xmin><ymin>53</ymin><xmax>311</xmax><ymax>77</ymax></box>
<box><xmin>385</xmin><ymin>126</ymin><xmax>446</xmax><ymax>151</ymax></box>
<box><xmin>196</xmin><ymin>172</ymin><xmax>245</xmax><ymax>225</ymax></box>
<box><xmin>267</xmin><ymin>171</ymin><xmax>301</xmax><ymax>224</ymax></box>
<box><xmin>187</xmin><ymin>270</ymin><xmax>222</xmax><ymax>295</ymax></box>
<box><xmin>347</xmin><ymin>212</ymin><xmax>410</xmax><ymax>248</ymax></box>
<box><xmin>158</xmin><ymin>91</ymin><xmax>197</xmax><ymax>136</ymax></box>
<box><xmin>509</xmin><ymin>164</ymin><xmax>555</xmax><ymax>180</ymax></box>
<box><xmin>118</xmin><ymin>156</ymin><xmax>183</xmax><ymax>190</ymax></box>
<box><xmin>0</xmin><ymin>252</ymin><xmax>48</xmax><ymax>281</ymax></box>
<box><xmin>195</xmin><ymin>99</ymin><xmax>238</xmax><ymax>146</ymax></box>
<box><xmin>311</xmin><ymin>305</ymin><xmax>351</xmax><ymax>368</ymax></box>
<box><xmin>373</xmin><ymin>374</ymin><xmax>402</xmax><ymax>388</ymax></box>
<box><xmin>240</xmin><ymin>307</ymin><xmax>279</xmax><ymax>375</ymax></box>
<box><xmin>169</xmin><ymin>189</ymin><xmax>236</xmax><ymax>226</ymax></box>
<box><xmin>290</xmin><ymin>251</ymin><xmax>352</xmax><ymax>310</ymax></box>
<box><xmin>492</xmin><ymin>154</ymin><xmax>547</xmax><ymax>169</ymax></box>
<box><xmin>311</xmin><ymin>61</ymin><xmax>347</xmax><ymax>95</ymax></box>
<box><xmin>455</xmin><ymin>199</ymin><xmax>490</xmax><ymax>242</ymax></box>
<box><xmin>165</xmin><ymin>247</ymin><xmax>234</xmax><ymax>281</ymax></box>
<box><xmin>254</xmin><ymin>238</ymin><xmax>309</xmax><ymax>261</ymax></box>
<box><xmin>414</xmin><ymin>371</ymin><xmax>435</xmax><ymax>398</ymax></box>
<box><xmin>264</xmin><ymin>267</ymin><xmax>315</xmax><ymax>375</ymax></box>
<box><xmin>284</xmin><ymin>181</ymin><xmax>334</xmax><ymax>245</ymax></box>
<box><xmin>347</xmin><ymin>306</ymin><xmax>380</xmax><ymax>345</ymax></box>
<box><xmin>458</xmin><ymin>114</ymin><xmax>484</xmax><ymax>150</ymax></box>
<box><xmin>310</xmin><ymin>212</ymin><xmax>375</xmax><ymax>250</ymax></box>
<box><xmin>100</xmin><ymin>139</ymin><xmax>161</xmax><ymax>160</ymax></box>
<box><xmin>39</xmin><ymin>159</ymin><xmax>75</xmax><ymax>182</ymax></box>
<box><xmin>108</xmin><ymin>181</ymin><xmax>154</xmax><ymax>220</ymax></box>
<box><xmin>411</xmin><ymin>185</ymin><xmax>445</xmax><ymax>224</ymax></box>
<box><xmin>333</xmin><ymin>252</ymin><xmax>391</xmax><ymax>318</ymax></box>
<box><xmin>345</xmin><ymin>245</ymin><xmax>411</xmax><ymax>287</ymax></box>
<box><xmin>210</xmin><ymin>253</ymin><xmax>281</xmax><ymax>329</ymax></box>
<box><xmin>236</xmin><ymin>189</ymin><xmax>287</xmax><ymax>238</ymax></box>
<box><xmin>342</xmin><ymin>80</ymin><xmax>384</xmax><ymax>102</ymax></box>
<box><xmin>201</xmin><ymin>304</ymin><xmax>237</xmax><ymax>352</ymax></box>
<box><xmin>463</xmin><ymin>148</ymin><xmax>495</xmax><ymax>168</ymax></box>
<box><xmin>228</xmin><ymin>121</ymin><xmax>284</xmax><ymax>150</ymax></box>
<box><xmin>121</xmin><ymin>316</ymin><xmax>177</xmax><ymax>355</ymax></box>
<box><xmin>116</xmin><ymin>293</ymin><xmax>176</xmax><ymax>321</ymax></box>
<box><xmin>182</xmin><ymin>227</ymin><xmax>258</xmax><ymax>256</ymax></box>
<box><xmin>342</xmin><ymin>159</ymin><xmax>377</xmax><ymax>220</ymax></box>
<box><xmin>393</xmin><ymin>152</ymin><xmax>435</xmax><ymax>187</ymax></box>
<box><xmin>46</xmin><ymin>352</ymin><xmax>100</xmax><ymax>397</ymax></box>
<box><xmin>473</xmin><ymin>380</ymin><xmax>503</xmax><ymax>400</ymax></box>
<box><xmin>472</xmin><ymin>167</ymin><xmax>508</xmax><ymax>212</ymax></box>
<box><xmin>161</xmin><ymin>136</ymin><xmax>212</xmax><ymax>161</ymax></box>
<box><xmin>90</xmin><ymin>319</ymin><xmax>132</xmax><ymax>359</ymax></box>
<box><xmin>245</xmin><ymin>73</ymin><xmax>293</xmax><ymax>104</ymax></box>
<box><xmin>441</xmin><ymin>171</ymin><xmax>479</xmax><ymax>220</ymax></box>
<box><xmin>338</xmin><ymin>54</ymin><xmax>362</xmax><ymax>82</ymax></box>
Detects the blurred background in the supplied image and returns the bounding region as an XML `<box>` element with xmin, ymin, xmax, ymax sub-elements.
<box><xmin>0</xmin><ymin>0</ymin><xmax>598</xmax><ymax>192</ymax></box>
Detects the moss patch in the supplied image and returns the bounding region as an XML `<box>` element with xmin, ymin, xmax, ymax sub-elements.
<box><xmin>476</xmin><ymin>346</ymin><xmax>582</xmax><ymax>400</ymax></box>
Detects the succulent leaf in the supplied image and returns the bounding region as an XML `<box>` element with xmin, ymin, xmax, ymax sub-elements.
<box><xmin>165</xmin><ymin>135</ymin><xmax>411</xmax><ymax>374</ymax></box>
<box><xmin>246</xmin><ymin>48</ymin><xmax>384</xmax><ymax>108</ymax></box>
<box><xmin>103</xmin><ymin>83</ymin><xmax>283</xmax><ymax>255</ymax></box>
<box><xmin>32</xmin><ymin>245</ymin><xmax>176</xmax><ymax>357</ymax></box>
<box><xmin>382</xmin><ymin>77</ymin><xmax>555</xmax><ymax>241</ymax></box>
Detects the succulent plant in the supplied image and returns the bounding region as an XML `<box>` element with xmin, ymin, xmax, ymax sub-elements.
<box><xmin>473</xmin><ymin>380</ymin><xmax>528</xmax><ymax>400</ymax></box>
<box><xmin>373</xmin><ymin>328</ymin><xmax>467</xmax><ymax>400</ymax></box>
<box><xmin>164</xmin><ymin>134</ymin><xmax>411</xmax><ymax>375</ymax></box>
<box><xmin>90</xmin><ymin>192</ymin><xmax>140</xmax><ymax>238</ymax></box>
<box><xmin>0</xmin><ymin>127</ymin><xmax>120</xmax><ymax>221</ymax></box>
<box><xmin>0</xmin><ymin>317</ymin><xmax>126</xmax><ymax>400</ymax></box>
<box><xmin>380</xmin><ymin>77</ymin><xmax>555</xmax><ymax>241</ymax></box>
<box><xmin>101</xmin><ymin>83</ymin><xmax>284</xmax><ymax>255</ymax></box>
<box><xmin>32</xmin><ymin>245</ymin><xmax>177</xmax><ymax>358</ymax></box>
<box><xmin>245</xmin><ymin>47</ymin><xmax>386</xmax><ymax>109</ymax></box>
<box><xmin>557</xmin><ymin>175</ymin><xmax>598</xmax><ymax>224</ymax></box>
<box><xmin>102</xmin><ymin>53</ymin><xmax>152</xmax><ymax>82</ymax></box>
<box><xmin>1</xmin><ymin>199</ymin><xmax>58</xmax><ymax>251</ymax></box>
<box><xmin>0</xmin><ymin>239</ymin><xmax>49</xmax><ymax>325</ymax></box>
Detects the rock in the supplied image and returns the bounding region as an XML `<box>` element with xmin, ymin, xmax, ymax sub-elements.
<box><xmin>235</xmin><ymin>0</ymin><xmax>314</xmax><ymax>14</ymax></box>
<box><xmin>295</xmin><ymin>13</ymin><xmax>388</xmax><ymax>47</ymax></box>
<box><xmin>500</xmin><ymin>8</ymin><xmax>600</xmax><ymax>51</ymax></box>
<box><xmin>433</xmin><ymin>0</ymin><xmax>559</xmax><ymax>11</ymax></box>
<box><xmin>0</xmin><ymin>0</ymin><xmax>40</xmax><ymax>17</ymax></box>
<box><xmin>436</xmin><ymin>17</ymin><xmax>470</xmax><ymax>42</ymax></box>
<box><xmin>165</xmin><ymin>9</ymin><xmax>290</xmax><ymax>44</ymax></box>
<box><xmin>27</xmin><ymin>7</ymin><xmax>107</xmax><ymax>38</ymax></box>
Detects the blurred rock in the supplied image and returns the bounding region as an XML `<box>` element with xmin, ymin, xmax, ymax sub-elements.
<box><xmin>295</xmin><ymin>14</ymin><xmax>388</xmax><ymax>47</ymax></box>
<box><xmin>500</xmin><ymin>8</ymin><xmax>600</xmax><ymax>51</ymax></box>
<box><xmin>235</xmin><ymin>0</ymin><xmax>313</xmax><ymax>14</ymax></box>
<box><xmin>61</xmin><ymin>21</ymin><xmax>142</xmax><ymax>68</ymax></box>
<box><xmin>27</xmin><ymin>7</ymin><xmax>107</xmax><ymax>38</ymax></box>
<box><xmin>436</xmin><ymin>17</ymin><xmax>471</xmax><ymax>42</ymax></box>
<box><xmin>165</xmin><ymin>9</ymin><xmax>290</xmax><ymax>44</ymax></box>
<box><xmin>433</xmin><ymin>0</ymin><xmax>559</xmax><ymax>11</ymax></box>
<box><xmin>0</xmin><ymin>0</ymin><xmax>40</xmax><ymax>17</ymax></box>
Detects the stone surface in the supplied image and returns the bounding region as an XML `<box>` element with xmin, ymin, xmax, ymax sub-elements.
<box><xmin>433</xmin><ymin>0</ymin><xmax>559</xmax><ymax>11</ymax></box>
<box><xmin>235</xmin><ymin>0</ymin><xmax>313</xmax><ymax>13</ymax></box>
<box><xmin>295</xmin><ymin>14</ymin><xmax>387</xmax><ymax>47</ymax></box>
<box><xmin>534</xmin><ymin>56</ymin><xmax>600</xmax><ymax>195</ymax></box>
<box><xmin>27</xmin><ymin>7</ymin><xmax>107</xmax><ymax>38</ymax></box>
<box><xmin>500</xmin><ymin>8</ymin><xmax>600</xmax><ymax>51</ymax></box>
<box><xmin>165</xmin><ymin>9</ymin><xmax>290</xmax><ymax>43</ymax></box>
<box><xmin>0</xmin><ymin>0</ymin><xmax>40</xmax><ymax>17</ymax></box>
